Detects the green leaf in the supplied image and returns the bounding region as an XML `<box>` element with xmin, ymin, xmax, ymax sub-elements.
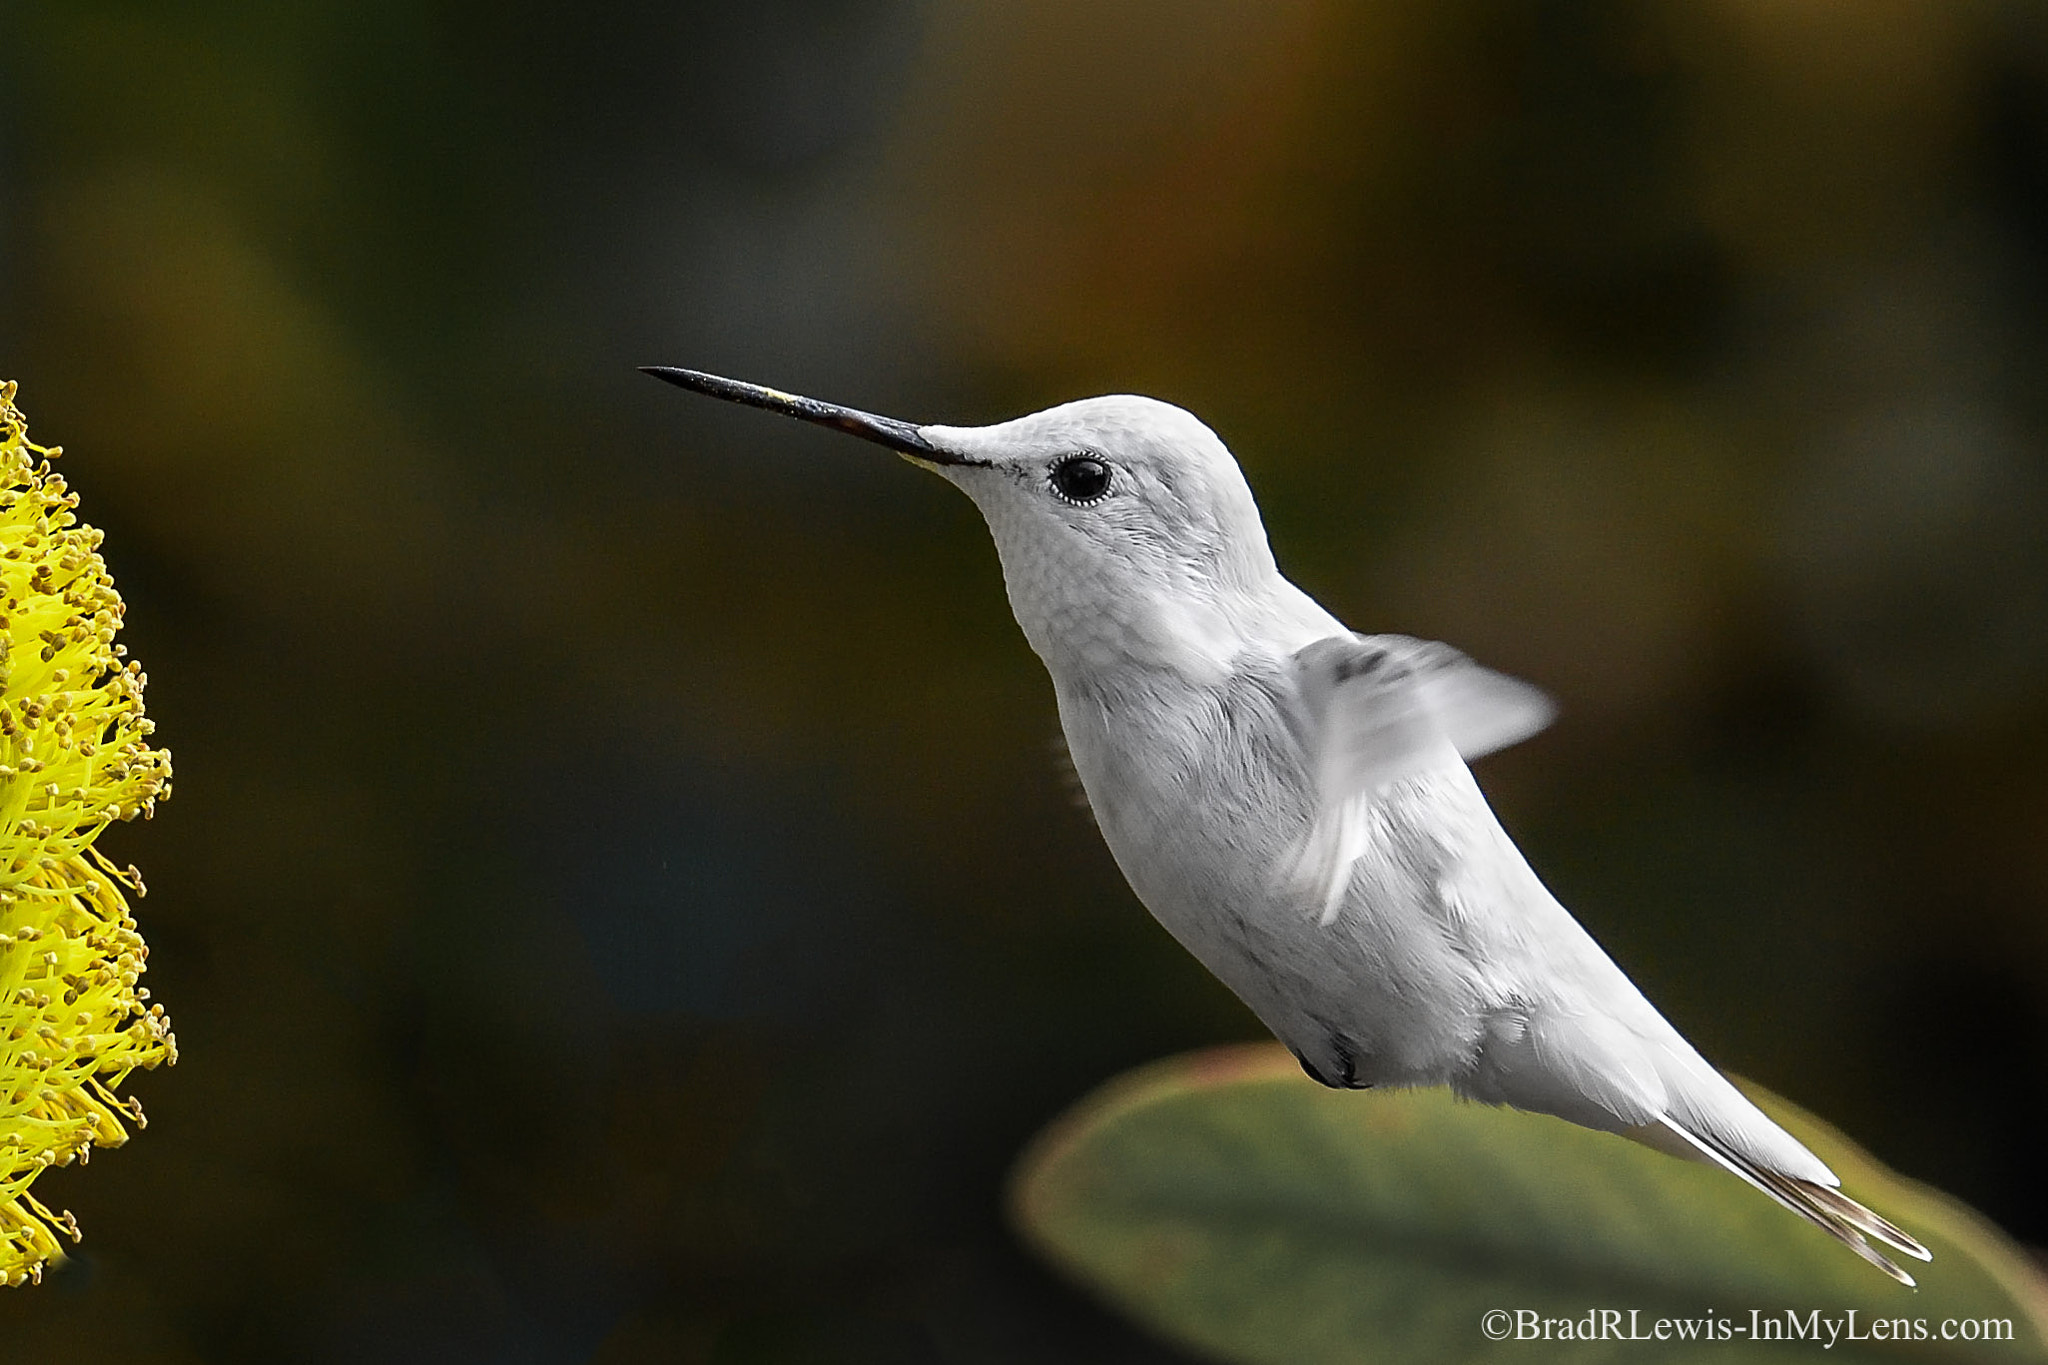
<box><xmin>1011</xmin><ymin>1044</ymin><xmax>2048</xmax><ymax>1363</ymax></box>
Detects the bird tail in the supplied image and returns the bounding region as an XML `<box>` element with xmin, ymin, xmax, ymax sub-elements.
<box><xmin>1650</xmin><ymin>1117</ymin><xmax>1931</xmax><ymax>1286</ymax></box>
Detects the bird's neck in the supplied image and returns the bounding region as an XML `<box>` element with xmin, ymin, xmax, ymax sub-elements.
<box><xmin>1021</xmin><ymin>572</ymin><xmax>1338</xmax><ymax>695</ymax></box>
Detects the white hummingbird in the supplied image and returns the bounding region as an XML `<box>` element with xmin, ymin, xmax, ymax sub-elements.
<box><xmin>644</xmin><ymin>366</ymin><xmax>1930</xmax><ymax>1284</ymax></box>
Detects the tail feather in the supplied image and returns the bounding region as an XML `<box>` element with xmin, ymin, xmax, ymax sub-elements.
<box><xmin>1655</xmin><ymin>1118</ymin><xmax>1931</xmax><ymax>1287</ymax></box>
<box><xmin>1796</xmin><ymin>1178</ymin><xmax>1929</xmax><ymax>1262</ymax></box>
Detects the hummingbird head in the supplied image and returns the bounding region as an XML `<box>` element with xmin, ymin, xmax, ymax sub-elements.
<box><xmin>643</xmin><ymin>369</ymin><xmax>1285</xmax><ymax>674</ymax></box>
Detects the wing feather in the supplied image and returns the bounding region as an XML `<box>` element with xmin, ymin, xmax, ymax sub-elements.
<box><xmin>1284</xmin><ymin>634</ymin><xmax>1554</xmax><ymax>921</ymax></box>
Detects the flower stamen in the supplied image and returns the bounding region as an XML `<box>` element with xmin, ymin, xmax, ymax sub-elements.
<box><xmin>0</xmin><ymin>382</ymin><xmax>174</xmax><ymax>1287</ymax></box>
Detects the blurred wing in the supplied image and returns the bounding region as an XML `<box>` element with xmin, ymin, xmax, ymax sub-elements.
<box><xmin>1294</xmin><ymin>634</ymin><xmax>1554</xmax><ymax>804</ymax></box>
<box><xmin>1283</xmin><ymin>634</ymin><xmax>1555</xmax><ymax>923</ymax></box>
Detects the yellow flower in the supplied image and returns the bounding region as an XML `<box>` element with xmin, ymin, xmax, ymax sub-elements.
<box><xmin>0</xmin><ymin>381</ymin><xmax>174</xmax><ymax>1287</ymax></box>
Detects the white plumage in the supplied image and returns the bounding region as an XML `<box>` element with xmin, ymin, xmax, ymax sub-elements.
<box><xmin>647</xmin><ymin>369</ymin><xmax>1930</xmax><ymax>1285</ymax></box>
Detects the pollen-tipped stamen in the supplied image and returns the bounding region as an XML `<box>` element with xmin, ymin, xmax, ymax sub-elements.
<box><xmin>0</xmin><ymin>382</ymin><xmax>175</xmax><ymax>1287</ymax></box>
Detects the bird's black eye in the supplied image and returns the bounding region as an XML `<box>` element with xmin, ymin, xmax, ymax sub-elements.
<box><xmin>1049</xmin><ymin>455</ymin><xmax>1112</xmax><ymax>505</ymax></box>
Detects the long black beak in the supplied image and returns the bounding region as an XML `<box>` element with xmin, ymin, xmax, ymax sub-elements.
<box><xmin>641</xmin><ymin>366</ymin><xmax>962</xmax><ymax>462</ymax></box>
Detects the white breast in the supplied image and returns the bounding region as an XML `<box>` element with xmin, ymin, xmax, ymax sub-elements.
<box><xmin>1052</xmin><ymin>654</ymin><xmax>1502</xmax><ymax>1085</ymax></box>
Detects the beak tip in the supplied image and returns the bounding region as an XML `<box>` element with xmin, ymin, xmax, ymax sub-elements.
<box><xmin>638</xmin><ymin>364</ymin><xmax>952</xmax><ymax>461</ymax></box>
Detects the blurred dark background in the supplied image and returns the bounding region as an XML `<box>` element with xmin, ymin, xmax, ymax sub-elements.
<box><xmin>3</xmin><ymin>2</ymin><xmax>2048</xmax><ymax>1360</ymax></box>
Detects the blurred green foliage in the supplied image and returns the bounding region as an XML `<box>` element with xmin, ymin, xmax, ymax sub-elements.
<box><xmin>1015</xmin><ymin>1045</ymin><xmax>2048</xmax><ymax>1364</ymax></box>
<box><xmin>1</xmin><ymin>1</ymin><xmax>2046</xmax><ymax>1361</ymax></box>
